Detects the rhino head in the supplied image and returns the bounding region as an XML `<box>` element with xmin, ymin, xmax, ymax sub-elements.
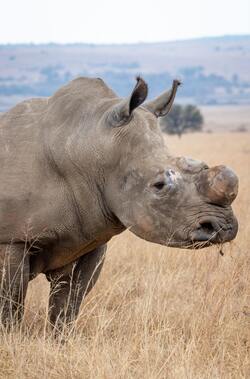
<box><xmin>102</xmin><ymin>77</ymin><xmax>238</xmax><ymax>248</ymax></box>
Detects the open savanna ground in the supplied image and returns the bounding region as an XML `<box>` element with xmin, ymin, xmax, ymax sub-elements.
<box><xmin>0</xmin><ymin>132</ymin><xmax>249</xmax><ymax>379</ymax></box>
<box><xmin>201</xmin><ymin>105</ymin><xmax>250</xmax><ymax>133</ymax></box>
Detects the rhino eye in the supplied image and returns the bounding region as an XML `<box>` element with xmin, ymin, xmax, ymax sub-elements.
<box><xmin>153</xmin><ymin>181</ymin><xmax>165</xmax><ymax>191</ymax></box>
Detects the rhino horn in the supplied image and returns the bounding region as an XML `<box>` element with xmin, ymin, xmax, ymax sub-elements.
<box><xmin>197</xmin><ymin>166</ymin><xmax>239</xmax><ymax>206</ymax></box>
<box><xmin>108</xmin><ymin>76</ymin><xmax>148</xmax><ymax>127</ymax></box>
<box><xmin>144</xmin><ymin>79</ymin><xmax>181</xmax><ymax>117</ymax></box>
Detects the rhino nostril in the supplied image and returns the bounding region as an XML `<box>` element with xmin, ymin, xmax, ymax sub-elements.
<box><xmin>191</xmin><ymin>220</ymin><xmax>219</xmax><ymax>242</ymax></box>
<box><xmin>198</xmin><ymin>221</ymin><xmax>216</xmax><ymax>235</ymax></box>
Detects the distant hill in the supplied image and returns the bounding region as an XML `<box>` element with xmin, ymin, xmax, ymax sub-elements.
<box><xmin>0</xmin><ymin>35</ymin><xmax>250</xmax><ymax>111</ymax></box>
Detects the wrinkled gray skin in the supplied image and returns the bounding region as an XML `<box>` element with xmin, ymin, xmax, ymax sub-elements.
<box><xmin>0</xmin><ymin>77</ymin><xmax>238</xmax><ymax>329</ymax></box>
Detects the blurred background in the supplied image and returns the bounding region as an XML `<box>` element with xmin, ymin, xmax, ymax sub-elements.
<box><xmin>0</xmin><ymin>0</ymin><xmax>250</xmax><ymax>134</ymax></box>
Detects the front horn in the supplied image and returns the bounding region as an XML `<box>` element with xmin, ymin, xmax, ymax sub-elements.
<box><xmin>197</xmin><ymin>165</ymin><xmax>239</xmax><ymax>206</ymax></box>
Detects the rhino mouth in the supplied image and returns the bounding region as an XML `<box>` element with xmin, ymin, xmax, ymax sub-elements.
<box><xmin>190</xmin><ymin>216</ymin><xmax>238</xmax><ymax>245</ymax></box>
<box><xmin>164</xmin><ymin>215</ymin><xmax>238</xmax><ymax>249</ymax></box>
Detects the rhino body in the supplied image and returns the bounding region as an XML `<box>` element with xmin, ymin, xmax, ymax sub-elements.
<box><xmin>0</xmin><ymin>78</ymin><xmax>125</xmax><ymax>275</ymax></box>
<box><xmin>0</xmin><ymin>77</ymin><xmax>238</xmax><ymax>328</ymax></box>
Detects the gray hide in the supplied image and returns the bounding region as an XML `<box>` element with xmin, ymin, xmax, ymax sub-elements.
<box><xmin>0</xmin><ymin>77</ymin><xmax>238</xmax><ymax>328</ymax></box>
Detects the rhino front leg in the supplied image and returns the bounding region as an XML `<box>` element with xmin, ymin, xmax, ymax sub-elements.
<box><xmin>46</xmin><ymin>244</ymin><xmax>106</xmax><ymax>330</ymax></box>
<box><xmin>0</xmin><ymin>243</ymin><xmax>29</xmax><ymax>328</ymax></box>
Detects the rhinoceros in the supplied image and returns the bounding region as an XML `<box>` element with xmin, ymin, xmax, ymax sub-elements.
<box><xmin>0</xmin><ymin>77</ymin><xmax>238</xmax><ymax>329</ymax></box>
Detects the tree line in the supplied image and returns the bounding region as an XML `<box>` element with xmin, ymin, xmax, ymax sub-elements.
<box><xmin>159</xmin><ymin>104</ymin><xmax>204</xmax><ymax>137</ymax></box>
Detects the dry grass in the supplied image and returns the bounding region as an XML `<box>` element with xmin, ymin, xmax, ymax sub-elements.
<box><xmin>0</xmin><ymin>133</ymin><xmax>250</xmax><ymax>379</ymax></box>
<box><xmin>201</xmin><ymin>105</ymin><xmax>250</xmax><ymax>132</ymax></box>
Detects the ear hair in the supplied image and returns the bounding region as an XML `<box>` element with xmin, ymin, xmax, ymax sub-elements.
<box><xmin>129</xmin><ymin>76</ymin><xmax>148</xmax><ymax>113</ymax></box>
<box><xmin>144</xmin><ymin>79</ymin><xmax>181</xmax><ymax>118</ymax></box>
<box><xmin>108</xmin><ymin>77</ymin><xmax>148</xmax><ymax>127</ymax></box>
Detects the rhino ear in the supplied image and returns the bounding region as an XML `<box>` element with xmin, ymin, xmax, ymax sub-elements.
<box><xmin>108</xmin><ymin>76</ymin><xmax>148</xmax><ymax>127</ymax></box>
<box><xmin>144</xmin><ymin>79</ymin><xmax>181</xmax><ymax>117</ymax></box>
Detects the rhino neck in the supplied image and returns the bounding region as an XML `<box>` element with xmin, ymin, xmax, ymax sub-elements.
<box><xmin>42</xmin><ymin>114</ymin><xmax>125</xmax><ymax>248</ymax></box>
<box><xmin>64</xmin><ymin>169</ymin><xmax>126</xmax><ymax>241</ymax></box>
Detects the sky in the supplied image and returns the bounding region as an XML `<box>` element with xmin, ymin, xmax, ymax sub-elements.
<box><xmin>0</xmin><ymin>0</ymin><xmax>250</xmax><ymax>44</ymax></box>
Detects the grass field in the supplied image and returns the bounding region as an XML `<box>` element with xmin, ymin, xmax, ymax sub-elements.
<box><xmin>0</xmin><ymin>132</ymin><xmax>249</xmax><ymax>378</ymax></box>
<box><xmin>201</xmin><ymin>105</ymin><xmax>250</xmax><ymax>132</ymax></box>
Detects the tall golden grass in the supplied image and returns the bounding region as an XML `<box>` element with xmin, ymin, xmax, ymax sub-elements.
<box><xmin>0</xmin><ymin>132</ymin><xmax>249</xmax><ymax>379</ymax></box>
